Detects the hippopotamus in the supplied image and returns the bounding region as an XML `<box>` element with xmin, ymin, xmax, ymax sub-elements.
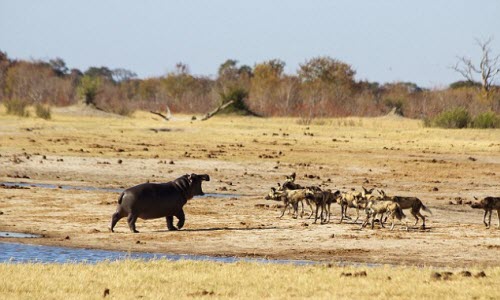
<box><xmin>110</xmin><ymin>173</ymin><xmax>210</xmax><ymax>233</ymax></box>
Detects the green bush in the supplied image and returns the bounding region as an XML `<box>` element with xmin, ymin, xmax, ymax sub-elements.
<box><xmin>4</xmin><ymin>98</ymin><xmax>29</xmax><ymax>117</ymax></box>
<box><xmin>471</xmin><ymin>111</ymin><xmax>500</xmax><ymax>128</ymax></box>
<box><xmin>219</xmin><ymin>87</ymin><xmax>252</xmax><ymax>115</ymax></box>
<box><xmin>431</xmin><ymin>107</ymin><xmax>471</xmax><ymax>129</ymax></box>
<box><xmin>35</xmin><ymin>103</ymin><xmax>51</xmax><ymax>120</ymax></box>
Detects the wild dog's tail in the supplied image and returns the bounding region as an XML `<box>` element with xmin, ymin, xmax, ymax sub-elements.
<box><xmin>395</xmin><ymin>205</ymin><xmax>406</xmax><ymax>220</ymax></box>
<box><xmin>117</xmin><ymin>192</ymin><xmax>124</xmax><ymax>204</ymax></box>
<box><xmin>421</xmin><ymin>202</ymin><xmax>432</xmax><ymax>215</ymax></box>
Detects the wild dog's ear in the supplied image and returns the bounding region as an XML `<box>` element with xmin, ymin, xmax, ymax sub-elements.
<box><xmin>277</xmin><ymin>182</ymin><xmax>281</xmax><ymax>187</ymax></box>
<box><xmin>271</xmin><ymin>187</ymin><xmax>276</xmax><ymax>192</ymax></box>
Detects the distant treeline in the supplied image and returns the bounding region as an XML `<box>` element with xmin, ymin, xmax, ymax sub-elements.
<box><xmin>0</xmin><ymin>51</ymin><xmax>499</xmax><ymax>121</ymax></box>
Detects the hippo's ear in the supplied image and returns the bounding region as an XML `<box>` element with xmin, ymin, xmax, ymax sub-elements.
<box><xmin>200</xmin><ymin>174</ymin><xmax>210</xmax><ymax>181</ymax></box>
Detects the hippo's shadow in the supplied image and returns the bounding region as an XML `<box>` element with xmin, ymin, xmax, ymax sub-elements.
<box><xmin>155</xmin><ymin>226</ymin><xmax>280</xmax><ymax>232</ymax></box>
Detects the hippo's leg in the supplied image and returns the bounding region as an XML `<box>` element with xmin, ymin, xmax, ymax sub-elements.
<box><xmin>110</xmin><ymin>210</ymin><xmax>124</xmax><ymax>232</ymax></box>
<box><xmin>166</xmin><ymin>216</ymin><xmax>177</xmax><ymax>231</ymax></box>
<box><xmin>127</xmin><ymin>213</ymin><xmax>139</xmax><ymax>233</ymax></box>
<box><xmin>176</xmin><ymin>209</ymin><xmax>185</xmax><ymax>230</ymax></box>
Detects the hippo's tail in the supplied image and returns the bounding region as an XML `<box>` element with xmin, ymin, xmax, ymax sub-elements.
<box><xmin>117</xmin><ymin>192</ymin><xmax>124</xmax><ymax>204</ymax></box>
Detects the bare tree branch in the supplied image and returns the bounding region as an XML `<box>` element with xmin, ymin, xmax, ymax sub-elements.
<box><xmin>452</xmin><ymin>37</ymin><xmax>500</xmax><ymax>94</ymax></box>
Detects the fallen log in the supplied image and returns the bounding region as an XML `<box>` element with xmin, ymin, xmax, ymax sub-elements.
<box><xmin>149</xmin><ymin>106</ymin><xmax>171</xmax><ymax>121</ymax></box>
<box><xmin>201</xmin><ymin>100</ymin><xmax>235</xmax><ymax>121</ymax></box>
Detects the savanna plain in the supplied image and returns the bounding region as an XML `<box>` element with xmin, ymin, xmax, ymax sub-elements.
<box><xmin>0</xmin><ymin>106</ymin><xmax>499</xmax><ymax>299</ymax></box>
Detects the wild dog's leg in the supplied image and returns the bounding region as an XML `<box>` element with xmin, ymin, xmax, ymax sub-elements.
<box><xmin>313</xmin><ymin>201</ymin><xmax>320</xmax><ymax>224</ymax></box>
<box><xmin>371</xmin><ymin>213</ymin><xmax>376</xmax><ymax>229</ymax></box>
<box><xmin>354</xmin><ymin>207</ymin><xmax>360</xmax><ymax>224</ymax></box>
<box><xmin>166</xmin><ymin>216</ymin><xmax>177</xmax><ymax>231</ymax></box>
<box><xmin>127</xmin><ymin>212</ymin><xmax>139</xmax><ymax>233</ymax></box>
<box><xmin>416</xmin><ymin>211</ymin><xmax>426</xmax><ymax>229</ymax></box>
<box><xmin>339</xmin><ymin>204</ymin><xmax>345</xmax><ymax>223</ymax></box>
<box><xmin>488</xmin><ymin>209</ymin><xmax>492</xmax><ymax>228</ymax></box>
<box><xmin>300</xmin><ymin>200</ymin><xmax>305</xmax><ymax>218</ymax></box>
<box><xmin>293</xmin><ymin>202</ymin><xmax>300</xmax><ymax>219</ymax></box>
<box><xmin>497</xmin><ymin>209</ymin><xmax>500</xmax><ymax>229</ymax></box>
<box><xmin>411</xmin><ymin>210</ymin><xmax>419</xmax><ymax>226</ymax></box>
<box><xmin>321</xmin><ymin>202</ymin><xmax>327</xmax><ymax>224</ymax></box>
<box><xmin>390</xmin><ymin>213</ymin><xmax>395</xmax><ymax>231</ymax></box>
<box><xmin>306</xmin><ymin>199</ymin><xmax>314</xmax><ymax>219</ymax></box>
<box><xmin>483</xmin><ymin>210</ymin><xmax>489</xmax><ymax>227</ymax></box>
<box><xmin>380</xmin><ymin>212</ymin><xmax>385</xmax><ymax>228</ymax></box>
<box><xmin>327</xmin><ymin>203</ymin><xmax>332</xmax><ymax>223</ymax></box>
<box><xmin>279</xmin><ymin>200</ymin><xmax>288</xmax><ymax>218</ymax></box>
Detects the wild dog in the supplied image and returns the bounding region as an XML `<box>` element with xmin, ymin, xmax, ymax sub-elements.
<box><xmin>323</xmin><ymin>189</ymin><xmax>341</xmax><ymax>223</ymax></box>
<box><xmin>379</xmin><ymin>190</ymin><xmax>432</xmax><ymax>229</ymax></box>
<box><xmin>265</xmin><ymin>187</ymin><xmax>314</xmax><ymax>219</ymax></box>
<box><xmin>276</xmin><ymin>184</ymin><xmax>314</xmax><ymax>217</ymax></box>
<box><xmin>279</xmin><ymin>173</ymin><xmax>314</xmax><ymax>217</ymax></box>
<box><xmin>471</xmin><ymin>196</ymin><xmax>500</xmax><ymax>229</ymax></box>
<box><xmin>339</xmin><ymin>190</ymin><xmax>367</xmax><ymax>224</ymax></box>
<box><xmin>307</xmin><ymin>186</ymin><xmax>328</xmax><ymax>224</ymax></box>
<box><xmin>362</xmin><ymin>200</ymin><xmax>407</xmax><ymax>230</ymax></box>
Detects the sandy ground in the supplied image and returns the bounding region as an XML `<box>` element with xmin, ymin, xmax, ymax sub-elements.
<box><xmin>0</xmin><ymin>109</ymin><xmax>499</xmax><ymax>267</ymax></box>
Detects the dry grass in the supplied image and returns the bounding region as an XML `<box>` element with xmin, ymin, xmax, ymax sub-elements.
<box><xmin>0</xmin><ymin>260</ymin><xmax>498</xmax><ymax>300</ymax></box>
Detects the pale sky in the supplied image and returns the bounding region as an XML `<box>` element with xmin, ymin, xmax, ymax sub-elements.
<box><xmin>1</xmin><ymin>0</ymin><xmax>499</xmax><ymax>88</ymax></box>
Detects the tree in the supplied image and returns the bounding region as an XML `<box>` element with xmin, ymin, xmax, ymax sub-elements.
<box><xmin>250</xmin><ymin>59</ymin><xmax>286</xmax><ymax>114</ymax></box>
<box><xmin>298</xmin><ymin>56</ymin><xmax>356</xmax><ymax>117</ymax></box>
<box><xmin>112</xmin><ymin>68</ymin><xmax>137</xmax><ymax>83</ymax></box>
<box><xmin>216</xmin><ymin>59</ymin><xmax>251</xmax><ymax>104</ymax></box>
<box><xmin>77</xmin><ymin>75</ymin><xmax>101</xmax><ymax>106</ymax></box>
<box><xmin>84</xmin><ymin>66</ymin><xmax>114</xmax><ymax>82</ymax></box>
<box><xmin>298</xmin><ymin>56</ymin><xmax>355</xmax><ymax>86</ymax></box>
<box><xmin>4</xmin><ymin>61</ymin><xmax>54</xmax><ymax>103</ymax></box>
<box><xmin>452</xmin><ymin>37</ymin><xmax>500</xmax><ymax>98</ymax></box>
<box><xmin>49</xmin><ymin>58</ymin><xmax>68</xmax><ymax>77</ymax></box>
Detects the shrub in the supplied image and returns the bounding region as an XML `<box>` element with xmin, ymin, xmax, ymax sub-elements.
<box><xmin>4</xmin><ymin>98</ymin><xmax>29</xmax><ymax>117</ymax></box>
<box><xmin>35</xmin><ymin>103</ymin><xmax>51</xmax><ymax>120</ymax></box>
<box><xmin>431</xmin><ymin>107</ymin><xmax>471</xmax><ymax>128</ymax></box>
<box><xmin>471</xmin><ymin>111</ymin><xmax>500</xmax><ymax>128</ymax></box>
<box><xmin>219</xmin><ymin>87</ymin><xmax>253</xmax><ymax>115</ymax></box>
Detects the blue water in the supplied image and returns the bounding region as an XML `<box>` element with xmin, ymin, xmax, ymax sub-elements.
<box><xmin>0</xmin><ymin>182</ymin><xmax>240</xmax><ymax>198</ymax></box>
<box><xmin>0</xmin><ymin>232</ymin><xmax>41</xmax><ymax>238</ymax></box>
<box><xmin>0</xmin><ymin>242</ymin><xmax>316</xmax><ymax>265</ymax></box>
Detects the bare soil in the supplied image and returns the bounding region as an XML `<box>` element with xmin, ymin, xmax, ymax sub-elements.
<box><xmin>0</xmin><ymin>111</ymin><xmax>499</xmax><ymax>267</ymax></box>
